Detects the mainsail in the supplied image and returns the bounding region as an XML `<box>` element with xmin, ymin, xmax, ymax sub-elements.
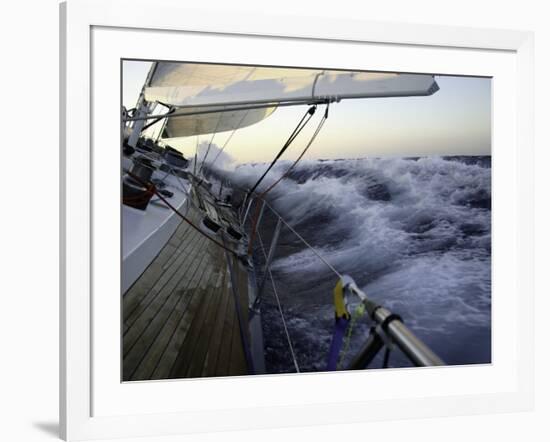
<box><xmin>161</xmin><ymin>106</ymin><xmax>276</xmax><ymax>139</ymax></box>
<box><xmin>145</xmin><ymin>63</ymin><xmax>439</xmax><ymax>107</ymax></box>
<box><xmin>141</xmin><ymin>62</ymin><xmax>439</xmax><ymax>139</ymax></box>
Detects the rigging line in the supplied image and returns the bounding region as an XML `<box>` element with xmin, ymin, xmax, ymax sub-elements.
<box><xmin>224</xmin><ymin>178</ymin><xmax>342</xmax><ymax>279</ymax></box>
<box><xmin>246</xmin><ymin>105</ymin><xmax>317</xmax><ymax>199</ymax></box>
<box><xmin>128</xmin><ymin>152</ymin><xmax>183</xmax><ymax>197</ymax></box>
<box><xmin>155</xmin><ymin>115</ymin><xmax>167</xmax><ymax>143</ymax></box>
<box><xmin>126</xmin><ymin>172</ymin><xmax>239</xmax><ymax>257</ymax></box>
<box><xmin>131</xmin><ymin>151</ymin><xmax>190</xmax><ymax>196</ymax></box>
<box><xmin>247</xmin><ymin>105</ymin><xmax>328</xmax><ymax>255</ymax></box>
<box><xmin>262</xmin><ymin>104</ymin><xmax>329</xmax><ymax>196</ymax></box>
<box><xmin>210</xmin><ymin>109</ymin><xmax>251</xmax><ymax>169</ymax></box>
<box><xmin>198</xmin><ymin>112</ymin><xmax>224</xmax><ymax>175</ymax></box>
<box><xmin>141</xmin><ymin>108</ymin><xmax>175</xmax><ymax>132</ymax></box>
<box><xmin>262</xmin><ymin>202</ymin><xmax>343</xmax><ymax>279</ymax></box>
<box><xmin>161</xmin><ymin>164</ymin><xmax>191</xmax><ymax>196</ymax></box>
<box><xmin>256</xmin><ymin>230</ymin><xmax>300</xmax><ymax>373</ymax></box>
<box><xmin>193</xmin><ymin>135</ymin><xmax>199</xmax><ymax>175</ymax></box>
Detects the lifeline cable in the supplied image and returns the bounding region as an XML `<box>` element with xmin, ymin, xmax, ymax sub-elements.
<box><xmin>256</xmin><ymin>230</ymin><xmax>301</xmax><ymax>372</ymax></box>
<box><xmin>262</xmin><ymin>201</ymin><xmax>342</xmax><ymax>279</ymax></box>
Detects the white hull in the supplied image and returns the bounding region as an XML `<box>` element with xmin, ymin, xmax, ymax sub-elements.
<box><xmin>122</xmin><ymin>166</ymin><xmax>190</xmax><ymax>294</ymax></box>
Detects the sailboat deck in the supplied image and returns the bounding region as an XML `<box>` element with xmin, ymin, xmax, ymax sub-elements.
<box><xmin>122</xmin><ymin>197</ymin><xmax>250</xmax><ymax>381</ymax></box>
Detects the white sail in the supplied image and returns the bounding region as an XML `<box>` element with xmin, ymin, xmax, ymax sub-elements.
<box><xmin>145</xmin><ymin>63</ymin><xmax>439</xmax><ymax>108</ymax></box>
<box><xmin>161</xmin><ymin>106</ymin><xmax>275</xmax><ymax>139</ymax></box>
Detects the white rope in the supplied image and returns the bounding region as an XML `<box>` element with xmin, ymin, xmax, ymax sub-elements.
<box><xmin>194</xmin><ymin>135</ymin><xmax>199</xmax><ymax>175</ymax></box>
<box><xmin>198</xmin><ymin>112</ymin><xmax>223</xmax><ymax>175</ymax></box>
<box><xmin>257</xmin><ymin>230</ymin><xmax>300</xmax><ymax>373</ymax></box>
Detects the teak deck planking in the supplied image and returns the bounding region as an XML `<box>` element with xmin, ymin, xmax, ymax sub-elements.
<box><xmin>122</xmin><ymin>187</ymin><xmax>251</xmax><ymax>381</ymax></box>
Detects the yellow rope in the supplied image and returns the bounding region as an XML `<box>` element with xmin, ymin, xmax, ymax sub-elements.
<box><xmin>337</xmin><ymin>303</ymin><xmax>366</xmax><ymax>370</ymax></box>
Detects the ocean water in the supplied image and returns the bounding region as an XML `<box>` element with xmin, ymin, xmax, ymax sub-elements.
<box><xmin>226</xmin><ymin>156</ymin><xmax>491</xmax><ymax>373</ymax></box>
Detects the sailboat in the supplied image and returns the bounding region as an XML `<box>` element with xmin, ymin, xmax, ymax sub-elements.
<box><xmin>121</xmin><ymin>62</ymin><xmax>444</xmax><ymax>381</ymax></box>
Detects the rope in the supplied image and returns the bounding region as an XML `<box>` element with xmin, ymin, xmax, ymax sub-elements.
<box><xmin>257</xmin><ymin>231</ymin><xmax>300</xmax><ymax>373</ymax></box>
<box><xmin>337</xmin><ymin>302</ymin><xmax>365</xmax><ymax>369</ymax></box>
<box><xmin>246</xmin><ymin>105</ymin><xmax>317</xmax><ymax>199</ymax></box>
<box><xmin>210</xmin><ymin>110</ymin><xmax>250</xmax><ymax>169</ymax></box>
<box><xmin>129</xmin><ymin>151</ymin><xmax>190</xmax><ymax>197</ymax></box>
<box><xmin>260</xmin><ymin>104</ymin><xmax>328</xmax><ymax>196</ymax></box>
<box><xmin>224</xmin><ymin>178</ymin><xmax>342</xmax><ymax>279</ymax></box>
<box><xmin>193</xmin><ymin>135</ymin><xmax>199</xmax><ymax>175</ymax></box>
<box><xmin>126</xmin><ymin>171</ymin><xmax>239</xmax><ymax>257</ymax></box>
<box><xmin>141</xmin><ymin>108</ymin><xmax>175</xmax><ymax>132</ymax></box>
<box><xmin>271</xmin><ymin>210</ymin><xmax>342</xmax><ymax>278</ymax></box>
<box><xmin>198</xmin><ymin>112</ymin><xmax>223</xmax><ymax>175</ymax></box>
<box><xmin>247</xmin><ymin>105</ymin><xmax>328</xmax><ymax>255</ymax></box>
<box><xmin>241</xmin><ymin>199</ymin><xmax>342</xmax><ymax>279</ymax></box>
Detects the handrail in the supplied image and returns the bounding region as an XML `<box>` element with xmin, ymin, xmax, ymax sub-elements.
<box><xmin>342</xmin><ymin>278</ymin><xmax>444</xmax><ymax>367</ymax></box>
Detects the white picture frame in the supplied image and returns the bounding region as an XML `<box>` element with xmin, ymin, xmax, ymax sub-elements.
<box><xmin>60</xmin><ymin>0</ymin><xmax>534</xmax><ymax>440</ymax></box>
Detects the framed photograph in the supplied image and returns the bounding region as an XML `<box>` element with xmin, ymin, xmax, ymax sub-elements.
<box><xmin>60</xmin><ymin>0</ymin><xmax>534</xmax><ymax>440</ymax></box>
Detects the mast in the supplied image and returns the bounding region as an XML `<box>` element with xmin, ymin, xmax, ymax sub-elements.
<box><xmin>127</xmin><ymin>62</ymin><xmax>158</xmax><ymax>148</ymax></box>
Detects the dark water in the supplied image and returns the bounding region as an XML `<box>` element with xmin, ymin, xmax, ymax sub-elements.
<box><xmin>224</xmin><ymin>156</ymin><xmax>492</xmax><ymax>373</ymax></box>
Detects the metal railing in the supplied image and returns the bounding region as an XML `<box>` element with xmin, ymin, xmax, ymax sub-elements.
<box><xmin>343</xmin><ymin>280</ymin><xmax>444</xmax><ymax>368</ymax></box>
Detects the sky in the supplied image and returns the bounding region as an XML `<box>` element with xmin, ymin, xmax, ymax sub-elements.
<box><xmin>122</xmin><ymin>60</ymin><xmax>491</xmax><ymax>164</ymax></box>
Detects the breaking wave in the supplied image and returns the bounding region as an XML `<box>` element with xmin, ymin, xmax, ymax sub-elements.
<box><xmin>230</xmin><ymin>156</ymin><xmax>491</xmax><ymax>373</ymax></box>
